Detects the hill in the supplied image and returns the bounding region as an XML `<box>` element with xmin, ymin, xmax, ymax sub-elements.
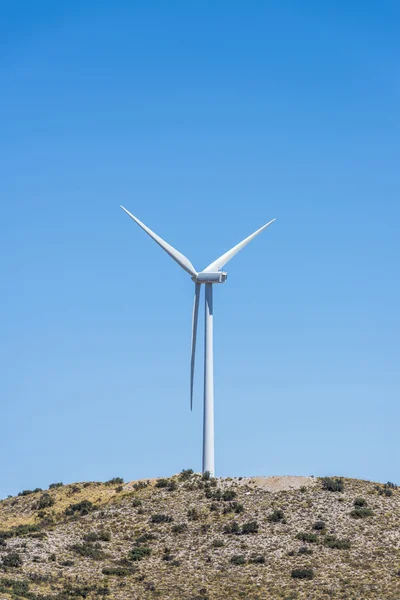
<box><xmin>0</xmin><ymin>473</ymin><xmax>399</xmax><ymax>600</ymax></box>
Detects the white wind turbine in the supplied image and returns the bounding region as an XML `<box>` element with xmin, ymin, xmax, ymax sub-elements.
<box><xmin>121</xmin><ymin>206</ymin><xmax>275</xmax><ymax>476</ymax></box>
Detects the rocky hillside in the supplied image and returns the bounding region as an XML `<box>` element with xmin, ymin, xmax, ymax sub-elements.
<box><xmin>0</xmin><ymin>472</ymin><xmax>399</xmax><ymax>600</ymax></box>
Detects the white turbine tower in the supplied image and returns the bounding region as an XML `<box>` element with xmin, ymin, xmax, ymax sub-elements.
<box><xmin>121</xmin><ymin>206</ymin><xmax>275</xmax><ymax>476</ymax></box>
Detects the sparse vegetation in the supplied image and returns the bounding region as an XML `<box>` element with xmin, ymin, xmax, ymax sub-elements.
<box><xmin>0</xmin><ymin>475</ymin><xmax>398</xmax><ymax>599</ymax></box>
<box><xmin>49</xmin><ymin>482</ymin><xmax>63</xmax><ymax>489</ymax></box>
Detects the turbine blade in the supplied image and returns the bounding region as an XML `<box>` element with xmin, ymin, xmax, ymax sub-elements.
<box><xmin>190</xmin><ymin>282</ymin><xmax>201</xmax><ymax>411</ymax></box>
<box><xmin>203</xmin><ymin>218</ymin><xmax>276</xmax><ymax>272</ymax></box>
<box><xmin>120</xmin><ymin>206</ymin><xmax>197</xmax><ymax>277</ymax></box>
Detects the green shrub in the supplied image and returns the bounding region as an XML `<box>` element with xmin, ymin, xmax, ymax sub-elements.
<box><xmin>354</xmin><ymin>497</ymin><xmax>367</xmax><ymax>507</ymax></box>
<box><xmin>179</xmin><ymin>469</ymin><xmax>194</xmax><ymax>481</ymax></box>
<box><xmin>212</xmin><ymin>539</ymin><xmax>224</xmax><ymax>548</ymax></box>
<box><xmin>321</xmin><ymin>477</ymin><xmax>344</xmax><ymax>492</ymax></box>
<box><xmin>154</xmin><ymin>477</ymin><xmax>178</xmax><ymax>490</ymax></box>
<box><xmin>187</xmin><ymin>508</ymin><xmax>200</xmax><ymax>521</ymax></box>
<box><xmin>291</xmin><ymin>568</ymin><xmax>314</xmax><ymax>579</ymax></box>
<box><xmin>223</xmin><ymin>501</ymin><xmax>244</xmax><ymax>514</ymax></box>
<box><xmin>49</xmin><ymin>482</ymin><xmax>63</xmax><ymax>489</ymax></box>
<box><xmin>129</xmin><ymin>546</ymin><xmax>151</xmax><ymax>561</ymax></box>
<box><xmin>230</xmin><ymin>554</ymin><xmax>246</xmax><ymax>565</ymax></box>
<box><xmin>102</xmin><ymin>566</ymin><xmax>133</xmax><ymax>576</ymax></box>
<box><xmin>155</xmin><ymin>478</ymin><xmax>169</xmax><ymax>488</ymax></box>
<box><xmin>377</xmin><ymin>484</ymin><xmax>394</xmax><ymax>497</ymax></box>
<box><xmin>223</xmin><ymin>521</ymin><xmax>240</xmax><ymax>534</ymax></box>
<box><xmin>313</xmin><ymin>520</ymin><xmax>326</xmax><ymax>530</ymax></box>
<box><xmin>241</xmin><ymin>520</ymin><xmax>259</xmax><ymax>534</ymax></box>
<box><xmin>37</xmin><ymin>493</ymin><xmax>55</xmax><ymax>509</ymax></box>
<box><xmin>0</xmin><ymin>524</ymin><xmax>39</xmax><ymax>540</ymax></box>
<box><xmin>133</xmin><ymin>480</ymin><xmax>149</xmax><ymax>491</ymax></box>
<box><xmin>135</xmin><ymin>532</ymin><xmax>156</xmax><ymax>544</ymax></box>
<box><xmin>83</xmin><ymin>531</ymin><xmax>111</xmax><ymax>542</ymax></box>
<box><xmin>202</xmin><ymin>471</ymin><xmax>211</xmax><ymax>481</ymax></box>
<box><xmin>18</xmin><ymin>488</ymin><xmax>42</xmax><ymax>497</ymax></box>
<box><xmin>0</xmin><ymin>578</ymin><xmax>30</xmax><ymax>595</ymax></box>
<box><xmin>105</xmin><ymin>477</ymin><xmax>124</xmax><ymax>486</ymax></box>
<box><xmin>172</xmin><ymin>523</ymin><xmax>187</xmax><ymax>533</ymax></box>
<box><xmin>386</xmin><ymin>481</ymin><xmax>398</xmax><ymax>489</ymax></box>
<box><xmin>249</xmin><ymin>555</ymin><xmax>265</xmax><ymax>564</ymax></box>
<box><xmin>150</xmin><ymin>513</ymin><xmax>173</xmax><ymax>523</ymax></box>
<box><xmin>70</xmin><ymin>542</ymin><xmax>104</xmax><ymax>559</ymax></box>
<box><xmin>350</xmin><ymin>507</ymin><xmax>373</xmax><ymax>519</ymax></box>
<box><xmin>2</xmin><ymin>552</ymin><xmax>22</xmax><ymax>567</ymax></box>
<box><xmin>205</xmin><ymin>488</ymin><xmax>237</xmax><ymax>501</ymax></box>
<box><xmin>324</xmin><ymin>535</ymin><xmax>351</xmax><ymax>549</ymax></box>
<box><xmin>65</xmin><ymin>500</ymin><xmax>96</xmax><ymax>516</ymax></box>
<box><xmin>298</xmin><ymin>546</ymin><xmax>313</xmax><ymax>555</ymax></box>
<box><xmin>162</xmin><ymin>547</ymin><xmax>174</xmax><ymax>561</ymax></box>
<box><xmin>222</xmin><ymin>490</ymin><xmax>236</xmax><ymax>501</ymax></box>
<box><xmin>268</xmin><ymin>509</ymin><xmax>285</xmax><ymax>523</ymax></box>
<box><xmin>296</xmin><ymin>532</ymin><xmax>318</xmax><ymax>543</ymax></box>
<box><xmin>132</xmin><ymin>498</ymin><xmax>142</xmax><ymax>507</ymax></box>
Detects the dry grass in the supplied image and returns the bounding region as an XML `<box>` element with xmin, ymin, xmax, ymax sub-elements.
<box><xmin>0</xmin><ymin>475</ymin><xmax>399</xmax><ymax>599</ymax></box>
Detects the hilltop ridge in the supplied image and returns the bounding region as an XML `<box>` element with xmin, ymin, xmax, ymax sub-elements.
<box><xmin>0</xmin><ymin>473</ymin><xmax>399</xmax><ymax>599</ymax></box>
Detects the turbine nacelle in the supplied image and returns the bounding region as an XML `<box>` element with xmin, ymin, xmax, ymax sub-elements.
<box><xmin>193</xmin><ymin>272</ymin><xmax>228</xmax><ymax>284</ymax></box>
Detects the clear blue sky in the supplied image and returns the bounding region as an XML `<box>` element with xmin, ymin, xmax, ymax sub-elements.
<box><xmin>1</xmin><ymin>1</ymin><xmax>399</xmax><ymax>498</ymax></box>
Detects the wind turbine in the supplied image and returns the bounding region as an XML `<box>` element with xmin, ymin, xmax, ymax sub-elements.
<box><xmin>121</xmin><ymin>206</ymin><xmax>275</xmax><ymax>476</ymax></box>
